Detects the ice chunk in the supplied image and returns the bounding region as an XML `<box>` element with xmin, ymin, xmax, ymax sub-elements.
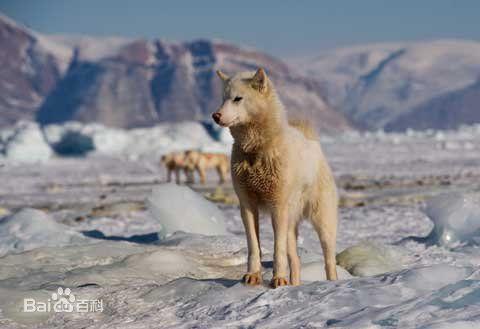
<box><xmin>43</xmin><ymin>122</ymin><xmax>129</xmax><ymax>156</ymax></box>
<box><xmin>301</xmin><ymin>262</ymin><xmax>353</xmax><ymax>281</ymax></box>
<box><xmin>425</xmin><ymin>193</ymin><xmax>480</xmax><ymax>247</ymax></box>
<box><xmin>2</xmin><ymin>122</ymin><xmax>52</xmax><ymax>163</ymax></box>
<box><xmin>0</xmin><ymin>208</ymin><xmax>89</xmax><ymax>256</ymax></box>
<box><xmin>126</xmin><ymin>122</ymin><xmax>214</xmax><ymax>157</ymax></box>
<box><xmin>42</xmin><ymin>121</ymin><xmax>85</xmax><ymax>145</ymax></box>
<box><xmin>148</xmin><ymin>184</ymin><xmax>228</xmax><ymax>239</ymax></box>
<box><xmin>91</xmin><ymin>127</ymin><xmax>130</xmax><ymax>155</ymax></box>
<box><xmin>336</xmin><ymin>242</ymin><xmax>407</xmax><ymax>276</ymax></box>
<box><xmin>1</xmin><ymin>120</ymin><xmax>232</xmax><ymax>161</ymax></box>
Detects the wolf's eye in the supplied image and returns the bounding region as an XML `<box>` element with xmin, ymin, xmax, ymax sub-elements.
<box><xmin>233</xmin><ymin>96</ymin><xmax>243</xmax><ymax>103</ymax></box>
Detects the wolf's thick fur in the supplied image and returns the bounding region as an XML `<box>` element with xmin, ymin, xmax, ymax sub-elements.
<box><xmin>213</xmin><ymin>68</ymin><xmax>338</xmax><ymax>287</ymax></box>
<box><xmin>184</xmin><ymin>150</ymin><xmax>229</xmax><ymax>184</ymax></box>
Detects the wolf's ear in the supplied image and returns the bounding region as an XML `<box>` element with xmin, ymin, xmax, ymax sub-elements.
<box><xmin>251</xmin><ymin>68</ymin><xmax>268</xmax><ymax>93</ymax></box>
<box><xmin>216</xmin><ymin>70</ymin><xmax>230</xmax><ymax>82</ymax></box>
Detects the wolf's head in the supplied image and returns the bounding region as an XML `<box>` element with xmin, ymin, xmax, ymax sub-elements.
<box><xmin>212</xmin><ymin>68</ymin><xmax>280</xmax><ymax>128</ymax></box>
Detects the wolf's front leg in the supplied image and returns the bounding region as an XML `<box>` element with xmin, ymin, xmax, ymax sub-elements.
<box><xmin>271</xmin><ymin>205</ymin><xmax>289</xmax><ymax>288</ymax></box>
<box><xmin>240</xmin><ymin>202</ymin><xmax>262</xmax><ymax>285</ymax></box>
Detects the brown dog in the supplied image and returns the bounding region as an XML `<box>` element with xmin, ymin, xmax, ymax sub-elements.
<box><xmin>160</xmin><ymin>152</ymin><xmax>192</xmax><ymax>184</ymax></box>
<box><xmin>212</xmin><ymin>68</ymin><xmax>338</xmax><ymax>288</ymax></box>
<box><xmin>184</xmin><ymin>150</ymin><xmax>229</xmax><ymax>184</ymax></box>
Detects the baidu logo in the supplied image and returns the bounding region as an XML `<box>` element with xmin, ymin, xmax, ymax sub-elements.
<box><xmin>23</xmin><ymin>287</ymin><xmax>103</xmax><ymax>313</ymax></box>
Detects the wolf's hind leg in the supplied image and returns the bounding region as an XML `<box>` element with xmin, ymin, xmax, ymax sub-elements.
<box><xmin>288</xmin><ymin>224</ymin><xmax>300</xmax><ymax>286</ymax></box>
<box><xmin>311</xmin><ymin>194</ymin><xmax>338</xmax><ymax>281</ymax></box>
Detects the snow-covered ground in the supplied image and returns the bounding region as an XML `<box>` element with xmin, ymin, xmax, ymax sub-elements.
<box><xmin>0</xmin><ymin>122</ymin><xmax>480</xmax><ymax>328</ymax></box>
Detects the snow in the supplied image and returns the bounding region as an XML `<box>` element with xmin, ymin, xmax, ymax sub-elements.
<box><xmin>148</xmin><ymin>184</ymin><xmax>228</xmax><ymax>239</ymax></box>
<box><xmin>33</xmin><ymin>34</ymin><xmax>73</xmax><ymax>73</ymax></box>
<box><xmin>0</xmin><ymin>208</ymin><xmax>89</xmax><ymax>257</ymax></box>
<box><xmin>0</xmin><ymin>13</ymin><xmax>73</xmax><ymax>73</ymax></box>
<box><xmin>0</xmin><ymin>123</ymin><xmax>480</xmax><ymax>328</ymax></box>
<box><xmin>301</xmin><ymin>262</ymin><xmax>353</xmax><ymax>281</ymax></box>
<box><xmin>50</xmin><ymin>35</ymin><xmax>136</xmax><ymax>62</ymax></box>
<box><xmin>2</xmin><ymin>120</ymin><xmax>480</xmax><ymax>165</ymax></box>
<box><xmin>41</xmin><ymin>121</ymin><xmax>231</xmax><ymax>160</ymax></box>
<box><xmin>0</xmin><ymin>120</ymin><xmax>232</xmax><ymax>164</ymax></box>
<box><xmin>336</xmin><ymin>242</ymin><xmax>408</xmax><ymax>276</ymax></box>
<box><xmin>1</xmin><ymin>121</ymin><xmax>53</xmax><ymax>163</ymax></box>
<box><xmin>425</xmin><ymin>193</ymin><xmax>480</xmax><ymax>247</ymax></box>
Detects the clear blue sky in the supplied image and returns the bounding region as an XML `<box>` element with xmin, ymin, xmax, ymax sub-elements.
<box><xmin>1</xmin><ymin>0</ymin><xmax>479</xmax><ymax>56</ymax></box>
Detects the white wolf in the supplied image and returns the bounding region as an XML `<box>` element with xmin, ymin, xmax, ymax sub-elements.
<box><xmin>212</xmin><ymin>68</ymin><xmax>338</xmax><ymax>288</ymax></box>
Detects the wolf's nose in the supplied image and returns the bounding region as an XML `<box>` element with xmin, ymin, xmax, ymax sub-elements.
<box><xmin>212</xmin><ymin>112</ymin><xmax>221</xmax><ymax>124</ymax></box>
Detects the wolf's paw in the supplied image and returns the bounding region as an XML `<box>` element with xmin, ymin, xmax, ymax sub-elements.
<box><xmin>271</xmin><ymin>277</ymin><xmax>289</xmax><ymax>288</ymax></box>
<box><xmin>243</xmin><ymin>272</ymin><xmax>262</xmax><ymax>286</ymax></box>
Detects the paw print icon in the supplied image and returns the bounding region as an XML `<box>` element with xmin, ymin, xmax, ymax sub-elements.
<box><xmin>52</xmin><ymin>287</ymin><xmax>76</xmax><ymax>312</ymax></box>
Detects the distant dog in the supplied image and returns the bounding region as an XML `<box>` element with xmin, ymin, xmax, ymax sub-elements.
<box><xmin>184</xmin><ymin>150</ymin><xmax>229</xmax><ymax>184</ymax></box>
<box><xmin>160</xmin><ymin>152</ymin><xmax>192</xmax><ymax>184</ymax></box>
<box><xmin>212</xmin><ymin>68</ymin><xmax>338</xmax><ymax>287</ymax></box>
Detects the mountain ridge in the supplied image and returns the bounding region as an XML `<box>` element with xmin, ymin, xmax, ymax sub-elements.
<box><xmin>295</xmin><ymin>39</ymin><xmax>480</xmax><ymax>130</ymax></box>
<box><xmin>0</xmin><ymin>14</ymin><xmax>350</xmax><ymax>133</ymax></box>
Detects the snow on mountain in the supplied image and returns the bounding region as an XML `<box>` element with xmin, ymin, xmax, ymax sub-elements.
<box><xmin>0</xmin><ymin>14</ymin><xmax>350</xmax><ymax>133</ymax></box>
<box><xmin>3</xmin><ymin>11</ymin><xmax>480</xmax><ymax>133</ymax></box>
<box><xmin>0</xmin><ymin>13</ymin><xmax>73</xmax><ymax>126</ymax></box>
<box><xmin>36</xmin><ymin>37</ymin><xmax>350</xmax><ymax>133</ymax></box>
<box><xmin>295</xmin><ymin>40</ymin><xmax>480</xmax><ymax>130</ymax></box>
<box><xmin>50</xmin><ymin>34</ymin><xmax>138</xmax><ymax>62</ymax></box>
<box><xmin>385</xmin><ymin>79</ymin><xmax>480</xmax><ymax>131</ymax></box>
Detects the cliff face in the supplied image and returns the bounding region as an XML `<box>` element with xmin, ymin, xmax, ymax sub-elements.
<box><xmin>0</xmin><ymin>14</ymin><xmax>72</xmax><ymax>126</ymax></box>
<box><xmin>37</xmin><ymin>38</ymin><xmax>350</xmax><ymax>132</ymax></box>
<box><xmin>0</xmin><ymin>14</ymin><xmax>350</xmax><ymax>133</ymax></box>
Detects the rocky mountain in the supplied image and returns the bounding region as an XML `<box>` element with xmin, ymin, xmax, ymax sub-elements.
<box><xmin>385</xmin><ymin>79</ymin><xmax>480</xmax><ymax>131</ymax></box>
<box><xmin>5</xmin><ymin>11</ymin><xmax>479</xmax><ymax>133</ymax></box>
<box><xmin>296</xmin><ymin>40</ymin><xmax>480</xmax><ymax>131</ymax></box>
<box><xmin>0</xmin><ymin>14</ymin><xmax>350</xmax><ymax>133</ymax></box>
<box><xmin>0</xmin><ymin>14</ymin><xmax>72</xmax><ymax>126</ymax></box>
